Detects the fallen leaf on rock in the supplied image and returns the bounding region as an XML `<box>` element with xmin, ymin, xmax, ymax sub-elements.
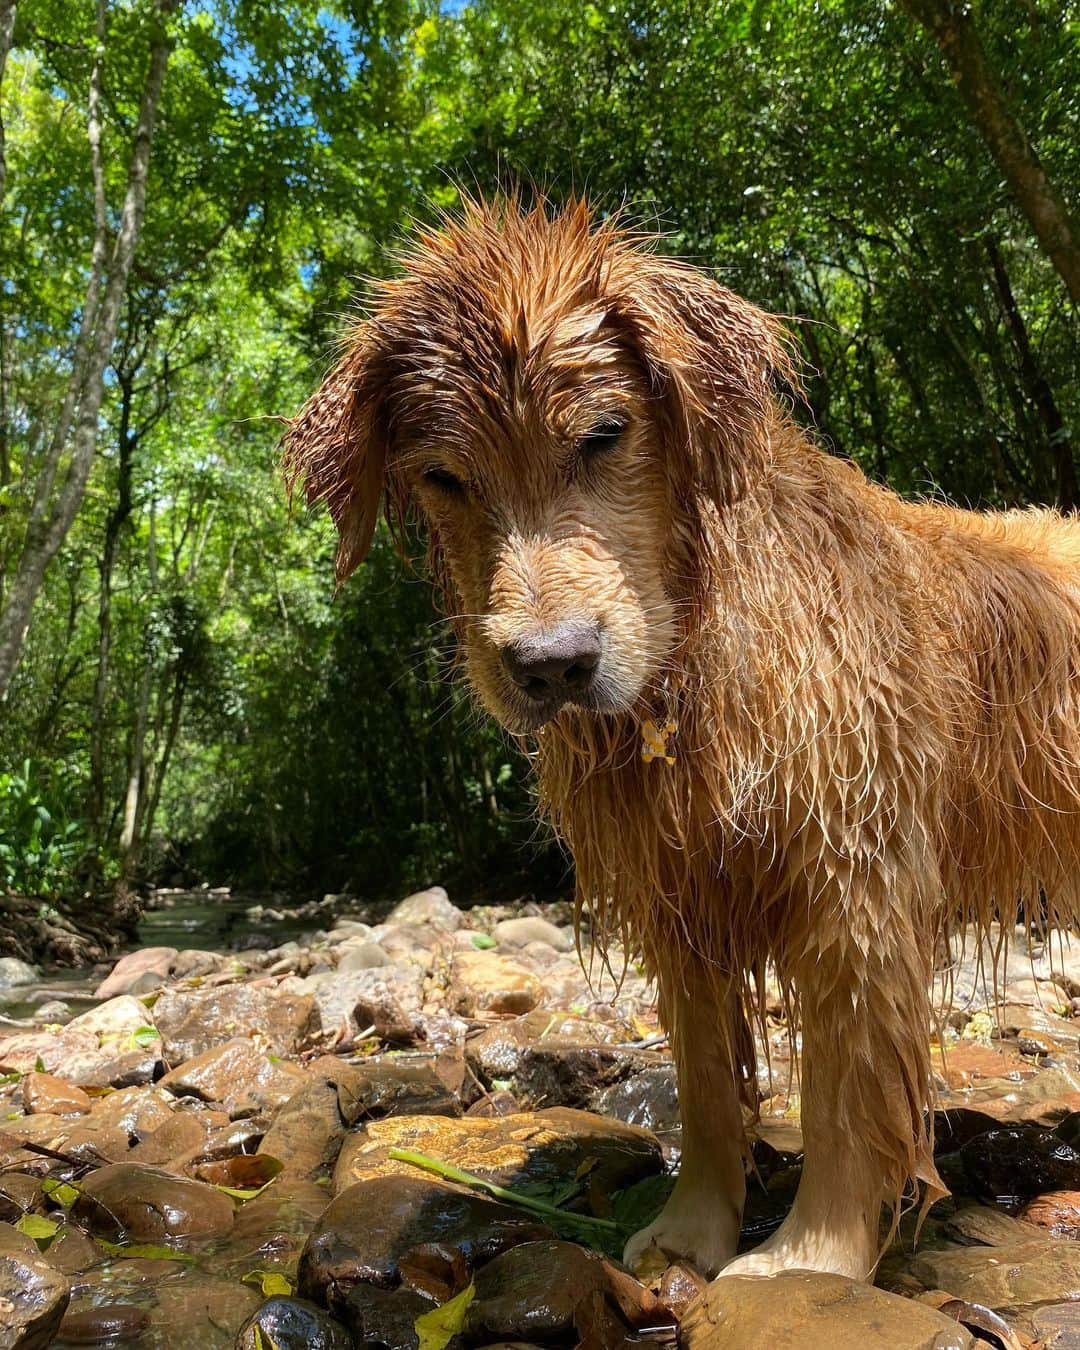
<box><xmin>93</xmin><ymin>1238</ymin><xmax>195</xmax><ymax>1262</ymax></box>
<box><xmin>414</xmin><ymin>1281</ymin><xmax>475</xmax><ymax>1350</ymax></box>
<box><xmin>16</xmin><ymin>1212</ymin><xmax>59</xmax><ymax>1243</ymax></box>
<box><xmin>242</xmin><ymin>1269</ymin><xmax>294</xmax><ymax>1298</ymax></box>
<box><xmin>41</xmin><ymin>1177</ymin><xmax>79</xmax><ymax>1208</ymax></box>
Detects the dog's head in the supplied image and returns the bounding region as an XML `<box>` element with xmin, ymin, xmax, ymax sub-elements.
<box><xmin>284</xmin><ymin>196</ymin><xmax>791</xmax><ymax>733</ymax></box>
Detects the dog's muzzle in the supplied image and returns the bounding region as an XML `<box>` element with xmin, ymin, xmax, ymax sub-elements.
<box><xmin>500</xmin><ymin>620</ymin><xmax>601</xmax><ymax>710</ymax></box>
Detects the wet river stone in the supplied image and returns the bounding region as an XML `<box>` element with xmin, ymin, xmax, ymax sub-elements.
<box><xmin>912</xmin><ymin>1237</ymin><xmax>1080</xmax><ymax>1314</ymax></box>
<box><xmin>94</xmin><ymin>946</ymin><xmax>177</xmax><ymax>999</ymax></box>
<box><xmin>152</xmin><ymin>982</ymin><xmax>319</xmax><ymax>1060</ymax></box>
<box><xmin>388</xmin><ymin>886</ymin><xmax>462</xmax><ymax>932</ymax></box>
<box><xmin>680</xmin><ymin>1271</ymin><xmax>975</xmax><ymax>1349</ymax></box>
<box><xmin>0</xmin><ymin>1223</ymin><xmax>70</xmax><ymax>1349</ymax></box>
<box><xmin>159</xmin><ymin>1037</ymin><xmax>308</xmax><ymax>1118</ymax></box>
<box><xmin>237</xmin><ymin>1296</ymin><xmax>354</xmax><ymax>1350</ymax></box>
<box><xmin>449</xmin><ymin>951</ymin><xmax>543</xmax><ymax>1016</ymax></box>
<box><xmin>21</xmin><ymin>1072</ymin><xmax>90</xmax><ymax>1116</ymax></box>
<box><xmin>298</xmin><ymin>1173</ymin><xmax>553</xmax><ymax>1308</ymax></box>
<box><xmin>961</xmin><ymin>1124</ymin><xmax>1080</xmax><ymax>1199</ymax></box>
<box><xmin>333</xmin><ymin>1106</ymin><xmax>663</xmax><ymax>1196</ymax></box>
<box><xmin>56</xmin><ymin>1304</ymin><xmax>150</xmax><ymax>1344</ymax></box>
<box><xmin>466</xmin><ymin>1239</ymin><xmax>661</xmax><ymax>1343</ymax></box>
<box><xmin>71</xmin><ymin>1162</ymin><xmax>235</xmax><ymax>1242</ymax></box>
<box><xmin>1019</xmin><ymin>1188</ymin><xmax>1080</xmax><ymax>1237</ymax></box>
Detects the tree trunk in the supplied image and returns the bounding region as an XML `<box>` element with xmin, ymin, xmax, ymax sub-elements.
<box><xmin>0</xmin><ymin>0</ymin><xmax>179</xmax><ymax>701</ymax></box>
<box><xmin>985</xmin><ymin>236</ymin><xmax>1077</xmax><ymax>510</ymax></box>
<box><xmin>901</xmin><ymin>0</ymin><xmax>1080</xmax><ymax>303</ymax></box>
<box><xmin>0</xmin><ymin>0</ymin><xmax>18</xmax><ymax>205</ymax></box>
<box><xmin>119</xmin><ymin>495</ymin><xmax>157</xmax><ymax>863</ymax></box>
<box><xmin>89</xmin><ymin>373</ymin><xmax>137</xmax><ymax>839</ymax></box>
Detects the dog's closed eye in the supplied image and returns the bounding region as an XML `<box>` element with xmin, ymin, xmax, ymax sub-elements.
<box><xmin>577</xmin><ymin>418</ymin><xmax>625</xmax><ymax>461</ymax></box>
<box><xmin>423</xmin><ymin>464</ymin><xmax>467</xmax><ymax>495</ymax></box>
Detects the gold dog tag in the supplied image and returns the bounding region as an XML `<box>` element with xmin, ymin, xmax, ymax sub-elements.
<box><xmin>641</xmin><ymin>718</ymin><xmax>677</xmax><ymax>764</ymax></box>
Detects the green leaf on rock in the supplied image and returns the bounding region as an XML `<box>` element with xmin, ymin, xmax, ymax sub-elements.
<box><xmin>242</xmin><ymin>1269</ymin><xmax>293</xmax><ymax>1297</ymax></box>
<box><xmin>94</xmin><ymin>1239</ymin><xmax>195</xmax><ymax>1262</ymax></box>
<box><xmin>387</xmin><ymin>1147</ymin><xmax>619</xmax><ymax>1237</ymax></box>
<box><xmin>470</xmin><ymin>933</ymin><xmax>496</xmax><ymax>949</ymax></box>
<box><xmin>129</xmin><ymin>1025</ymin><xmax>161</xmax><ymax>1050</ymax></box>
<box><xmin>34</xmin><ymin>1056</ymin><xmax>46</xmax><ymax>1073</ymax></box>
<box><xmin>16</xmin><ymin>1213</ymin><xmax>60</xmax><ymax>1242</ymax></box>
<box><xmin>41</xmin><ymin>1177</ymin><xmax>80</xmax><ymax>1207</ymax></box>
<box><xmin>415</xmin><ymin>1282</ymin><xmax>475</xmax><ymax>1350</ymax></box>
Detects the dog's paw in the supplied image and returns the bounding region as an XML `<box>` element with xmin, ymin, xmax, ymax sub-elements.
<box><xmin>718</xmin><ymin>1223</ymin><xmax>874</xmax><ymax>1281</ymax></box>
<box><xmin>623</xmin><ymin>1206</ymin><xmax>739</xmax><ymax>1280</ymax></box>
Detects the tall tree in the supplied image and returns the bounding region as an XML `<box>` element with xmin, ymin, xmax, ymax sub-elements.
<box><xmin>900</xmin><ymin>0</ymin><xmax>1080</xmax><ymax>304</ymax></box>
<box><xmin>0</xmin><ymin>0</ymin><xmax>181</xmax><ymax>700</ymax></box>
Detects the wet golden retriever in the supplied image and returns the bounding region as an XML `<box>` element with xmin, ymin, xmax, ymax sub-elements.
<box><xmin>284</xmin><ymin>195</ymin><xmax>1080</xmax><ymax>1281</ymax></box>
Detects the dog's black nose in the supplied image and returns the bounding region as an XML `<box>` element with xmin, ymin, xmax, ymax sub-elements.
<box><xmin>501</xmin><ymin>623</ymin><xmax>602</xmax><ymax>702</ymax></box>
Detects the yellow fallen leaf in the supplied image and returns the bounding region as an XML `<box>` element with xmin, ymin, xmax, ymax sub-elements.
<box><xmin>242</xmin><ymin>1270</ymin><xmax>294</xmax><ymax>1298</ymax></box>
<box><xmin>414</xmin><ymin>1283</ymin><xmax>475</xmax><ymax>1350</ymax></box>
<box><xmin>16</xmin><ymin>1214</ymin><xmax>59</xmax><ymax>1242</ymax></box>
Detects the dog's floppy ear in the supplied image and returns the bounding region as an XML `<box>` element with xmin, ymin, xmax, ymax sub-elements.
<box><xmin>612</xmin><ymin>257</ymin><xmax>796</xmax><ymax>507</ymax></box>
<box><xmin>282</xmin><ymin>324</ymin><xmax>392</xmax><ymax>584</ymax></box>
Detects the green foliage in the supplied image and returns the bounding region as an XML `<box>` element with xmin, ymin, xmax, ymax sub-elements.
<box><xmin>0</xmin><ymin>0</ymin><xmax>1076</xmax><ymax>919</ymax></box>
<box><xmin>0</xmin><ymin>760</ymin><xmax>87</xmax><ymax>898</ymax></box>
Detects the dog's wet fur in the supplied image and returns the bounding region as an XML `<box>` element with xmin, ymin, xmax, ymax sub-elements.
<box><xmin>285</xmin><ymin>195</ymin><xmax>1080</xmax><ymax>1280</ymax></box>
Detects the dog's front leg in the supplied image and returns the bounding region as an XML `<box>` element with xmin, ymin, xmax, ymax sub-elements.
<box><xmin>721</xmin><ymin>889</ymin><xmax>938</xmax><ymax>1281</ymax></box>
<box><xmin>623</xmin><ymin>962</ymin><xmax>748</xmax><ymax>1278</ymax></box>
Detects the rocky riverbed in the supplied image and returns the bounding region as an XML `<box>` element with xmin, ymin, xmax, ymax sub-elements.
<box><xmin>0</xmin><ymin>888</ymin><xmax>1079</xmax><ymax>1346</ymax></box>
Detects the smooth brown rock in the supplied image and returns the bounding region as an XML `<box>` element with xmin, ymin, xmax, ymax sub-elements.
<box><xmin>71</xmin><ymin>1162</ymin><xmax>235</xmax><ymax>1242</ymax></box>
<box><xmin>1019</xmin><ymin>1188</ymin><xmax>1080</xmax><ymax>1238</ymax></box>
<box><xmin>354</xmin><ymin>980</ymin><xmax>424</xmax><ymax>1044</ymax></box>
<box><xmin>227</xmin><ymin>1175</ymin><xmax>330</xmax><ymax>1259</ymax></box>
<box><xmin>171</xmin><ymin>948</ymin><xmax>232</xmax><ymax>979</ymax></box>
<box><xmin>152</xmin><ymin>983</ymin><xmax>318</xmax><ymax>1061</ymax></box>
<box><xmin>88</xmin><ymin>1084</ymin><xmax>175</xmax><ymax>1139</ymax></box>
<box><xmin>912</xmin><ymin>1238</ymin><xmax>1080</xmax><ymax>1314</ymax></box>
<box><xmin>298</xmin><ymin>1173</ymin><xmax>553</xmax><ymax>1308</ymax></box>
<box><xmin>941</xmin><ymin>1202</ymin><xmax>1043</xmax><ymax>1246</ymax></box>
<box><xmin>259</xmin><ymin>1073</ymin><xmax>351</xmax><ymax>1180</ymax></box>
<box><xmin>0</xmin><ymin>1223</ymin><xmax>70</xmax><ymax>1349</ymax></box>
<box><xmin>466</xmin><ymin>1012</ymin><xmax>622</xmax><ymax>1081</ymax></box>
<box><xmin>236</xmin><ymin>1296</ymin><xmax>354</xmax><ymax>1350</ymax></box>
<box><xmin>0</xmin><ymin>1028</ymin><xmax>97</xmax><ymax>1076</ymax></box>
<box><xmin>333</xmin><ymin>1057</ymin><xmax>461</xmax><ymax>1124</ymax></box>
<box><xmin>128</xmin><ymin>1109</ymin><xmax>210</xmax><ymax>1168</ymax></box>
<box><xmin>449</xmin><ymin>951</ymin><xmax>542</xmax><ymax>1016</ymax></box>
<box><xmin>0</xmin><ymin>1175</ymin><xmax>44</xmax><ymax>1223</ymax></box>
<box><xmin>656</xmin><ymin>1262</ymin><xmax>708</xmax><ymax>1320</ymax></box>
<box><xmin>148</xmin><ymin>1276</ymin><xmax>259</xmax><ymax>1342</ymax></box>
<box><xmin>159</xmin><ymin>1038</ymin><xmax>308</xmax><ymax>1118</ymax></box>
<box><xmin>306</xmin><ymin>966</ymin><xmax>425</xmax><ymax>1037</ymax></box>
<box><xmin>257</xmin><ymin>1053</ymin><xmax>460</xmax><ymax>1184</ymax></box>
<box><xmin>21</xmin><ymin>1072</ymin><xmax>90</xmax><ymax>1117</ymax></box>
<box><xmin>94</xmin><ymin>947</ymin><xmax>176</xmax><ymax>999</ymax></box>
<box><xmin>333</xmin><ymin>1105</ymin><xmax>662</xmax><ymax>1196</ymax></box>
<box><xmin>334</xmin><ymin>1283</ymin><xmax>434</xmax><ymax>1350</ymax></box>
<box><xmin>43</xmin><ymin>1226</ymin><xmax>102</xmax><ymax>1275</ymax></box>
<box><xmin>493</xmin><ymin>917</ymin><xmax>574</xmax><ymax>952</ymax></box>
<box><xmin>467</xmin><ymin>1240</ymin><xmax>659</xmax><ymax>1342</ymax></box>
<box><xmin>388</xmin><ymin>886</ymin><xmax>462</xmax><ymax>932</ymax></box>
<box><xmin>680</xmin><ymin>1270</ymin><xmax>975</xmax><ymax>1349</ymax></box>
<box><xmin>961</xmin><ymin>1124</ymin><xmax>1080</xmax><ymax>1199</ymax></box>
<box><xmin>56</xmin><ymin>1304</ymin><xmax>150</xmax><ymax>1343</ymax></box>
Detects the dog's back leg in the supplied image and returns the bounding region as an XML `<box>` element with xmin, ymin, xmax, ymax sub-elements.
<box><xmin>623</xmin><ymin>959</ymin><xmax>749</xmax><ymax>1278</ymax></box>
